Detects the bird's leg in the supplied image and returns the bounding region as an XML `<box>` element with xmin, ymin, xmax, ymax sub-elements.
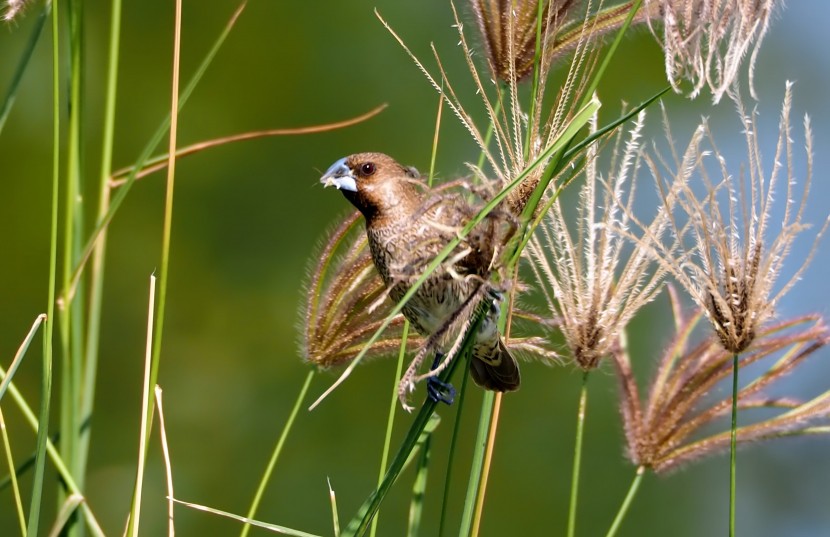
<box><xmin>426</xmin><ymin>352</ymin><xmax>456</xmax><ymax>405</ymax></box>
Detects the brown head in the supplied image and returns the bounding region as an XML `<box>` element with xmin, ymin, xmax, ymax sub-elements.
<box><xmin>320</xmin><ymin>152</ymin><xmax>422</xmax><ymax>227</ymax></box>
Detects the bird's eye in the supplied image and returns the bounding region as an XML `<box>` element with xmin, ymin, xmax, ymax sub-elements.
<box><xmin>360</xmin><ymin>162</ymin><xmax>376</xmax><ymax>176</ymax></box>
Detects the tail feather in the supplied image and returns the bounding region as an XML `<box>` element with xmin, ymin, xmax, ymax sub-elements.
<box><xmin>469</xmin><ymin>338</ymin><xmax>520</xmax><ymax>392</ymax></box>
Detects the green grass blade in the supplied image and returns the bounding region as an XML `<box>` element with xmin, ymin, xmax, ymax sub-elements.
<box><xmin>329</xmin><ymin>478</ymin><xmax>341</xmax><ymax>537</ymax></box>
<box><xmin>240</xmin><ymin>370</ymin><xmax>315</xmax><ymax>537</ymax></box>
<box><xmin>342</xmin><ymin>388</ymin><xmax>446</xmax><ymax>537</ymax></box>
<box><xmin>47</xmin><ymin>493</ymin><xmax>84</xmax><ymax>537</ymax></box>
<box><xmin>27</xmin><ymin>1</ymin><xmax>61</xmax><ymax>533</ymax></box>
<box><xmin>370</xmin><ymin>321</ymin><xmax>409</xmax><ymax>537</ymax></box>
<box><xmin>79</xmin><ymin>0</ymin><xmax>123</xmax><ymax>486</ymax></box>
<box><xmin>458</xmin><ymin>391</ymin><xmax>495</xmax><ymax>536</ymax></box>
<box><xmin>605</xmin><ymin>466</ymin><xmax>645</xmax><ymax>537</ymax></box>
<box><xmin>437</xmin><ymin>360</ymin><xmax>472</xmax><ymax>537</ymax></box>
<box><xmin>730</xmin><ymin>353</ymin><xmax>739</xmax><ymax>537</ymax></box>
<box><xmin>407</xmin><ymin>427</ymin><xmax>432</xmax><ymax>537</ymax></box>
<box><xmin>0</xmin><ymin>315</ymin><xmax>46</xmax><ymax>402</ymax></box>
<box><xmin>0</xmin><ymin>365</ymin><xmax>105</xmax><ymax>535</ymax></box>
<box><xmin>0</xmin><ymin>409</ymin><xmax>27</xmax><ymax>536</ymax></box>
<box><xmin>566</xmin><ymin>372</ymin><xmax>590</xmax><ymax>537</ymax></box>
<box><xmin>0</xmin><ymin>3</ymin><xmax>50</xmax><ymax>135</ymax></box>
<box><xmin>172</xmin><ymin>498</ymin><xmax>323</xmax><ymax>537</ymax></box>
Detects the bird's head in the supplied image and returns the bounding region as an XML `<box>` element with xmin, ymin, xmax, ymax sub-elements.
<box><xmin>320</xmin><ymin>152</ymin><xmax>421</xmax><ymax>224</ymax></box>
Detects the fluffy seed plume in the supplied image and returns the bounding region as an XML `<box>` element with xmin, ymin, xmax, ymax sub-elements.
<box><xmin>615</xmin><ymin>287</ymin><xmax>830</xmax><ymax>473</ymax></box>
<box><xmin>644</xmin><ymin>0</ymin><xmax>780</xmax><ymax>102</ymax></box>
<box><xmin>638</xmin><ymin>83</ymin><xmax>828</xmax><ymax>354</ymax></box>
<box><xmin>526</xmin><ymin>109</ymin><xmax>672</xmax><ymax>369</ymax></box>
<box><xmin>3</xmin><ymin>0</ymin><xmax>31</xmax><ymax>21</ymax></box>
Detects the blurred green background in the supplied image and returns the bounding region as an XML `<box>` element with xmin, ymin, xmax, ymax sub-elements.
<box><xmin>1</xmin><ymin>1</ymin><xmax>828</xmax><ymax>535</ymax></box>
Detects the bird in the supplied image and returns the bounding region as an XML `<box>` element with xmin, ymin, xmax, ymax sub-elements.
<box><xmin>319</xmin><ymin>152</ymin><xmax>520</xmax><ymax>402</ymax></box>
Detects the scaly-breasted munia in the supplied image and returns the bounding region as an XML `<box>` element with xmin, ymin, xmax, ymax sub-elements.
<box><xmin>320</xmin><ymin>152</ymin><xmax>520</xmax><ymax>400</ymax></box>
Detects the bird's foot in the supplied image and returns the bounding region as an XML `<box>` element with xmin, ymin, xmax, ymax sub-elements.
<box><xmin>426</xmin><ymin>352</ymin><xmax>456</xmax><ymax>405</ymax></box>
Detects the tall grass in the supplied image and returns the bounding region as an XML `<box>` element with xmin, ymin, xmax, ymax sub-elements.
<box><xmin>0</xmin><ymin>1</ymin><xmax>828</xmax><ymax>536</ymax></box>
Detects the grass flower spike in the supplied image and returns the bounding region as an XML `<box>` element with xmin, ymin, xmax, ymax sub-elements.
<box><xmin>615</xmin><ymin>287</ymin><xmax>830</xmax><ymax>473</ymax></box>
<box><xmin>527</xmin><ymin>110</ymin><xmax>671</xmax><ymax>369</ymax></box>
<box><xmin>646</xmin><ymin>82</ymin><xmax>828</xmax><ymax>354</ymax></box>
<box><xmin>644</xmin><ymin>0</ymin><xmax>779</xmax><ymax>101</ymax></box>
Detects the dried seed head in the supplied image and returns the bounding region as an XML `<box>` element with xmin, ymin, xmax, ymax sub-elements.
<box><xmin>641</xmin><ymin>83</ymin><xmax>828</xmax><ymax>354</ymax></box>
<box><xmin>615</xmin><ymin>287</ymin><xmax>830</xmax><ymax>473</ymax></box>
<box><xmin>527</xmin><ymin>109</ymin><xmax>671</xmax><ymax>369</ymax></box>
<box><xmin>300</xmin><ymin>211</ymin><xmax>418</xmax><ymax>368</ymax></box>
<box><xmin>471</xmin><ymin>0</ymin><xmax>577</xmax><ymax>83</ymax></box>
<box><xmin>644</xmin><ymin>0</ymin><xmax>780</xmax><ymax>102</ymax></box>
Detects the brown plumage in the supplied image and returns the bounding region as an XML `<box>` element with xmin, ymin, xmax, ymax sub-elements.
<box><xmin>320</xmin><ymin>152</ymin><xmax>520</xmax><ymax>394</ymax></box>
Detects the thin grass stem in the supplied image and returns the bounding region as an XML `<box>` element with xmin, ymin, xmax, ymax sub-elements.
<box><xmin>79</xmin><ymin>0</ymin><xmax>123</xmax><ymax>485</ymax></box>
<box><xmin>0</xmin><ymin>408</ymin><xmax>27</xmax><ymax>536</ymax></box>
<box><xmin>343</xmin><ymin>312</ymin><xmax>486</xmax><ymax>537</ymax></box>
<box><xmin>127</xmin><ymin>274</ymin><xmax>158</xmax><ymax>537</ymax></box>
<box><xmin>61</xmin><ymin>2</ymin><xmax>247</xmax><ymax>303</ymax></box>
<box><xmin>240</xmin><ymin>370</ymin><xmax>315</xmax><ymax>537</ymax></box>
<box><xmin>567</xmin><ymin>371</ymin><xmax>590</xmax><ymax>537</ymax></box>
<box><xmin>437</xmin><ymin>359</ymin><xmax>472</xmax><ymax>537</ymax></box>
<box><xmin>27</xmin><ymin>1</ymin><xmax>61</xmax><ymax>533</ymax></box>
<box><xmin>155</xmin><ymin>386</ymin><xmax>175</xmax><ymax>537</ymax></box>
<box><xmin>407</xmin><ymin>427</ymin><xmax>431</xmax><ymax>537</ymax></box>
<box><xmin>605</xmin><ymin>466</ymin><xmax>645</xmax><ymax>537</ymax></box>
<box><xmin>0</xmin><ymin>370</ymin><xmax>105</xmax><ymax>535</ymax></box>
<box><xmin>369</xmin><ymin>321</ymin><xmax>408</xmax><ymax>537</ymax></box>
<box><xmin>459</xmin><ymin>391</ymin><xmax>495</xmax><ymax>536</ymax></box>
<box><xmin>730</xmin><ymin>353</ymin><xmax>739</xmax><ymax>537</ymax></box>
<box><xmin>469</xmin><ymin>392</ymin><xmax>504</xmax><ymax>536</ymax></box>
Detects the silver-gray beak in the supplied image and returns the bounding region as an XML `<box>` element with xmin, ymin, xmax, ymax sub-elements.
<box><xmin>320</xmin><ymin>157</ymin><xmax>358</xmax><ymax>192</ymax></box>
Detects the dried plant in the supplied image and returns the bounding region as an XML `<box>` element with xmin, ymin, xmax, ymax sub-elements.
<box><xmin>526</xmin><ymin>110</ymin><xmax>673</xmax><ymax>369</ymax></box>
<box><xmin>300</xmin><ymin>211</ymin><xmax>418</xmax><ymax>368</ymax></box>
<box><xmin>637</xmin><ymin>83</ymin><xmax>829</xmax><ymax>354</ymax></box>
<box><xmin>615</xmin><ymin>287</ymin><xmax>830</xmax><ymax>473</ymax></box>
<box><xmin>643</xmin><ymin>0</ymin><xmax>779</xmax><ymax>102</ymax></box>
<box><xmin>379</xmin><ymin>1</ymin><xmax>607</xmax><ymax>218</ymax></box>
<box><xmin>471</xmin><ymin>0</ymin><xmax>578</xmax><ymax>82</ymax></box>
<box><xmin>301</xmin><ymin>209</ymin><xmax>556</xmax><ymax>375</ymax></box>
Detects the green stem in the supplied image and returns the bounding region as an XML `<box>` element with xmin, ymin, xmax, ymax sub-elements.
<box><xmin>343</xmin><ymin>311</ymin><xmax>486</xmax><ymax>537</ymax></box>
<box><xmin>79</xmin><ymin>0</ymin><xmax>122</xmax><ymax>483</ymax></box>
<box><xmin>27</xmin><ymin>1</ymin><xmax>60</xmax><ymax>534</ymax></box>
<box><xmin>730</xmin><ymin>353</ymin><xmax>739</xmax><ymax>537</ymax></box>
<box><xmin>437</xmin><ymin>361</ymin><xmax>471</xmax><ymax>537</ymax></box>
<box><xmin>458</xmin><ymin>391</ymin><xmax>495</xmax><ymax>536</ymax></box>
<box><xmin>369</xmin><ymin>322</ymin><xmax>409</xmax><ymax>537</ymax></box>
<box><xmin>605</xmin><ymin>466</ymin><xmax>645</xmax><ymax>537</ymax></box>
<box><xmin>567</xmin><ymin>371</ymin><xmax>590</xmax><ymax>537</ymax></box>
<box><xmin>240</xmin><ymin>370</ymin><xmax>315</xmax><ymax>537</ymax></box>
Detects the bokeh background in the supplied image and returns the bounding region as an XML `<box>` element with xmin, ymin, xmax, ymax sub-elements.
<box><xmin>1</xmin><ymin>1</ymin><xmax>828</xmax><ymax>535</ymax></box>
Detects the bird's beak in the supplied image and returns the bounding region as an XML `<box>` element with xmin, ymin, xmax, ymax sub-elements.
<box><xmin>320</xmin><ymin>157</ymin><xmax>358</xmax><ymax>192</ymax></box>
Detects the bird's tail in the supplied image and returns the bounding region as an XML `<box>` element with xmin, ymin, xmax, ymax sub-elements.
<box><xmin>469</xmin><ymin>338</ymin><xmax>520</xmax><ymax>392</ymax></box>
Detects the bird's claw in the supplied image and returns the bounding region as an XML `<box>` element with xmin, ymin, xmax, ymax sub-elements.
<box><xmin>427</xmin><ymin>376</ymin><xmax>456</xmax><ymax>405</ymax></box>
<box><xmin>426</xmin><ymin>352</ymin><xmax>455</xmax><ymax>405</ymax></box>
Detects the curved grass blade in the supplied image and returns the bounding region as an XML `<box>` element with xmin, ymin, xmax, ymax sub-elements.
<box><xmin>172</xmin><ymin>497</ymin><xmax>323</xmax><ymax>537</ymax></box>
